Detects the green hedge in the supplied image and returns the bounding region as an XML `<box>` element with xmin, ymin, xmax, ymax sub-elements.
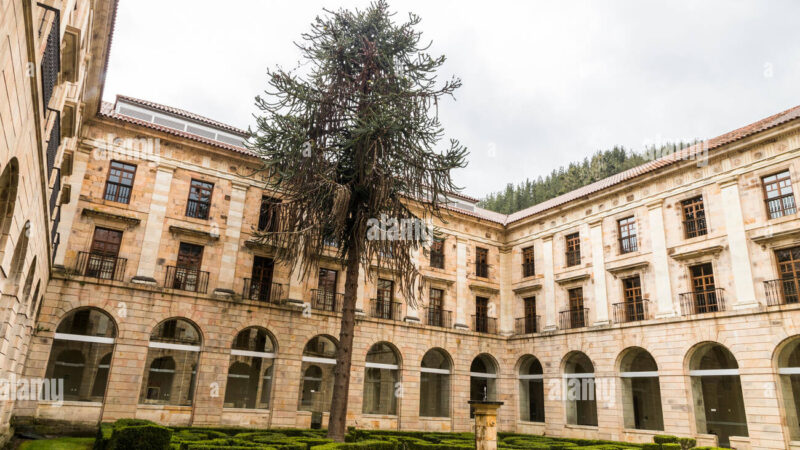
<box><xmin>94</xmin><ymin>419</ymin><xmax>173</xmax><ymax>450</ymax></box>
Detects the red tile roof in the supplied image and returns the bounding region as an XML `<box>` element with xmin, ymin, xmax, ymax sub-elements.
<box><xmin>116</xmin><ymin>95</ymin><xmax>249</xmax><ymax>136</ymax></box>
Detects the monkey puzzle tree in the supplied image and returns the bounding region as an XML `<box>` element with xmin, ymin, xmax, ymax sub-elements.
<box><xmin>248</xmin><ymin>1</ymin><xmax>467</xmax><ymax>441</ymax></box>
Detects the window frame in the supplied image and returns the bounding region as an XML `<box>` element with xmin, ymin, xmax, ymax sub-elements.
<box><xmin>522</xmin><ymin>246</ymin><xmax>535</xmax><ymax>277</ymax></box>
<box><xmin>617</xmin><ymin>216</ymin><xmax>638</xmax><ymax>254</ymax></box>
<box><xmin>681</xmin><ymin>196</ymin><xmax>707</xmax><ymax>239</ymax></box>
<box><xmin>185</xmin><ymin>179</ymin><xmax>214</xmax><ymax>220</ymax></box>
<box><xmin>762</xmin><ymin>170</ymin><xmax>797</xmax><ymax>219</ymax></box>
<box><xmin>103</xmin><ymin>160</ymin><xmax>137</xmax><ymax>204</ymax></box>
<box><xmin>475</xmin><ymin>247</ymin><xmax>489</xmax><ymax>278</ymax></box>
<box><xmin>565</xmin><ymin>232</ymin><xmax>581</xmax><ymax>267</ymax></box>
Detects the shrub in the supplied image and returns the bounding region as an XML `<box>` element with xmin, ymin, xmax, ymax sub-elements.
<box><xmin>641</xmin><ymin>445</ymin><xmax>660</xmax><ymax>450</ymax></box>
<box><xmin>109</xmin><ymin>424</ymin><xmax>173</xmax><ymax>450</ymax></box>
<box><xmin>660</xmin><ymin>445</ymin><xmax>680</xmax><ymax>450</ymax></box>
<box><xmin>653</xmin><ymin>436</ymin><xmax>679</xmax><ymax>445</ymax></box>
<box><xmin>311</xmin><ymin>439</ymin><xmax>397</xmax><ymax>450</ymax></box>
<box><xmin>676</xmin><ymin>438</ymin><xmax>695</xmax><ymax>450</ymax></box>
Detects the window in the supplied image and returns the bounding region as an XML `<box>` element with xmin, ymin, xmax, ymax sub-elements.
<box><xmin>619</xmin><ymin>276</ymin><xmax>646</xmax><ymax>322</ymax></box>
<box><xmin>224</xmin><ymin>327</ymin><xmax>275</xmax><ymax>409</ymax></box>
<box><xmin>617</xmin><ymin>216</ymin><xmax>638</xmax><ymax>253</ymax></box>
<box><xmin>247</xmin><ymin>256</ymin><xmax>276</xmax><ymax>302</ymax></box>
<box><xmin>474</xmin><ymin>296</ymin><xmax>492</xmax><ymax>333</ymax></box>
<box><xmin>299</xmin><ymin>335</ymin><xmax>337</xmax><ymax>412</ymax></box>
<box><xmin>475</xmin><ymin>247</ymin><xmax>489</xmax><ymax>278</ymax></box>
<box><xmin>688</xmin><ymin>343</ymin><xmax>748</xmax><ymax>447</ymax></box>
<box><xmin>169</xmin><ymin>242</ymin><xmax>206</xmax><ymax>292</ymax></box>
<box><xmin>562</xmin><ymin>287</ymin><xmax>585</xmax><ymax>329</ymax></box>
<box><xmin>681</xmin><ymin>196</ymin><xmax>707</xmax><ymax>238</ymax></box>
<box><xmin>427</xmin><ymin>288</ymin><xmax>446</xmax><ymax>327</ymax></box>
<box><xmin>470</xmin><ymin>354</ymin><xmax>497</xmax><ymax>402</ymax></box>
<box><xmin>103</xmin><ymin>161</ymin><xmax>136</xmax><ymax>204</ymax></box>
<box><xmin>686</xmin><ymin>263</ymin><xmax>720</xmax><ymax>313</ymax></box>
<box><xmin>763</xmin><ymin>170</ymin><xmax>796</xmax><ymax>219</ymax></box>
<box><xmin>522</xmin><ymin>246</ymin><xmax>535</xmax><ymax>277</ymax></box>
<box><xmin>258</xmin><ymin>196</ymin><xmax>281</xmax><ymax>232</ymax></box>
<box><xmin>620</xmin><ymin>348</ymin><xmax>663</xmax><ymax>431</ymax></box>
<box><xmin>522</xmin><ymin>297</ymin><xmax>537</xmax><ymax>333</ymax></box>
<box><xmin>363</xmin><ymin>343</ymin><xmax>400</xmax><ymax>415</ymax></box>
<box><xmin>564</xmin><ymin>352</ymin><xmax>597</xmax><ymax>426</ymax></box>
<box><xmin>44</xmin><ymin>308</ymin><xmax>116</xmax><ymax>402</ymax></box>
<box><xmin>420</xmin><ymin>349</ymin><xmax>451</xmax><ymax>417</ymax></box>
<box><xmin>373</xmin><ymin>279</ymin><xmax>398</xmax><ymax>319</ymax></box>
<box><xmin>777</xmin><ymin>338</ymin><xmax>800</xmax><ymax>440</ymax></box>
<box><xmin>430</xmin><ymin>238</ymin><xmax>444</xmax><ymax>269</ymax></box>
<box><xmin>313</xmin><ymin>268</ymin><xmax>339</xmax><ymax>311</ymax></box>
<box><xmin>85</xmin><ymin>227</ymin><xmax>123</xmax><ymax>280</ymax></box>
<box><xmin>186</xmin><ymin>179</ymin><xmax>213</xmax><ymax>219</ymax></box>
<box><xmin>140</xmin><ymin>318</ymin><xmax>201</xmax><ymax>405</ymax></box>
<box><xmin>518</xmin><ymin>356</ymin><xmax>544</xmax><ymax>422</ymax></box>
<box><xmin>774</xmin><ymin>247</ymin><xmax>800</xmax><ymax>304</ymax></box>
<box><xmin>565</xmin><ymin>232</ymin><xmax>581</xmax><ymax>266</ymax></box>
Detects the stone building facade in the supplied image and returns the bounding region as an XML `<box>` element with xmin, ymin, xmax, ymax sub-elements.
<box><xmin>4</xmin><ymin>2</ymin><xmax>800</xmax><ymax>450</ymax></box>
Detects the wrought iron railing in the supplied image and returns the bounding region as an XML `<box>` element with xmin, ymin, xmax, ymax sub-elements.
<box><xmin>522</xmin><ymin>261</ymin><xmax>535</xmax><ymax>277</ymax></box>
<box><xmin>679</xmin><ymin>288</ymin><xmax>725</xmax><ymax>315</ymax></box>
<box><xmin>49</xmin><ymin>167</ymin><xmax>61</xmax><ymax>214</ymax></box>
<box><xmin>423</xmin><ymin>307</ymin><xmax>452</xmax><ymax>328</ymax></box>
<box><xmin>310</xmin><ymin>289</ymin><xmax>343</xmax><ymax>312</ymax></box>
<box><xmin>165</xmin><ymin>266</ymin><xmax>209</xmax><ymax>293</ymax></box>
<box><xmin>185</xmin><ymin>198</ymin><xmax>210</xmax><ymax>219</ymax></box>
<box><xmin>612</xmin><ymin>299</ymin><xmax>650</xmax><ymax>323</ymax></box>
<box><xmin>40</xmin><ymin>6</ymin><xmax>60</xmax><ymax>110</ymax></box>
<box><xmin>476</xmin><ymin>262</ymin><xmax>489</xmax><ymax>278</ymax></box>
<box><xmin>242</xmin><ymin>278</ymin><xmax>284</xmax><ymax>304</ymax></box>
<box><xmin>472</xmin><ymin>315</ymin><xmax>498</xmax><ymax>334</ymax></box>
<box><xmin>765</xmin><ymin>277</ymin><xmax>800</xmax><ymax>306</ymax></box>
<box><xmin>766</xmin><ymin>194</ymin><xmax>797</xmax><ymax>219</ymax></box>
<box><xmin>430</xmin><ymin>253</ymin><xmax>444</xmax><ymax>269</ymax></box>
<box><xmin>683</xmin><ymin>217</ymin><xmax>707</xmax><ymax>239</ymax></box>
<box><xmin>46</xmin><ymin>110</ymin><xmax>60</xmax><ymax>176</ymax></box>
<box><xmin>50</xmin><ymin>204</ymin><xmax>60</xmax><ymax>242</ymax></box>
<box><xmin>74</xmin><ymin>251</ymin><xmax>126</xmax><ymax>281</ymax></box>
<box><xmin>566</xmin><ymin>250</ymin><xmax>581</xmax><ymax>267</ymax></box>
<box><xmin>559</xmin><ymin>308</ymin><xmax>588</xmax><ymax>329</ymax></box>
<box><xmin>619</xmin><ymin>235</ymin><xmax>638</xmax><ymax>254</ymax></box>
<box><xmin>515</xmin><ymin>316</ymin><xmax>540</xmax><ymax>334</ymax></box>
<box><xmin>370</xmin><ymin>299</ymin><xmax>402</xmax><ymax>321</ymax></box>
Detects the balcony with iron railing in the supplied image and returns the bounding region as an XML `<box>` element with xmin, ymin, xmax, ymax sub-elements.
<box><xmin>559</xmin><ymin>308</ymin><xmax>588</xmax><ymax>329</ymax></box>
<box><xmin>765</xmin><ymin>277</ymin><xmax>800</xmax><ymax>306</ymax></box>
<box><xmin>766</xmin><ymin>194</ymin><xmax>797</xmax><ymax>219</ymax></box>
<box><xmin>370</xmin><ymin>299</ymin><xmax>402</xmax><ymax>321</ymax></box>
<box><xmin>471</xmin><ymin>315</ymin><xmax>498</xmax><ymax>334</ymax></box>
<box><xmin>423</xmin><ymin>307</ymin><xmax>452</xmax><ymax>328</ymax></box>
<box><xmin>515</xmin><ymin>316</ymin><xmax>540</xmax><ymax>335</ymax></box>
<box><xmin>612</xmin><ymin>299</ymin><xmax>650</xmax><ymax>323</ymax></box>
<box><xmin>46</xmin><ymin>110</ymin><xmax>60</xmax><ymax>177</ymax></box>
<box><xmin>49</xmin><ymin>167</ymin><xmax>61</xmax><ymax>214</ymax></box>
<box><xmin>310</xmin><ymin>289</ymin><xmax>343</xmax><ymax>312</ymax></box>
<box><xmin>74</xmin><ymin>251</ymin><xmax>126</xmax><ymax>281</ymax></box>
<box><xmin>242</xmin><ymin>278</ymin><xmax>284</xmax><ymax>304</ymax></box>
<box><xmin>50</xmin><ymin>205</ymin><xmax>60</xmax><ymax>243</ymax></box>
<box><xmin>40</xmin><ymin>6</ymin><xmax>60</xmax><ymax>110</ymax></box>
<box><xmin>679</xmin><ymin>288</ymin><xmax>725</xmax><ymax>315</ymax></box>
<box><xmin>165</xmin><ymin>266</ymin><xmax>209</xmax><ymax>294</ymax></box>
<box><xmin>522</xmin><ymin>261</ymin><xmax>535</xmax><ymax>278</ymax></box>
<box><xmin>618</xmin><ymin>235</ymin><xmax>638</xmax><ymax>254</ymax></box>
<box><xmin>683</xmin><ymin>217</ymin><xmax>707</xmax><ymax>239</ymax></box>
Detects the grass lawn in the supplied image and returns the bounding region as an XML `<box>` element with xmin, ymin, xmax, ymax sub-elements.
<box><xmin>18</xmin><ymin>437</ymin><xmax>95</xmax><ymax>450</ymax></box>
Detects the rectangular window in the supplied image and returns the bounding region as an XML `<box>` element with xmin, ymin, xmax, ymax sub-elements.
<box><xmin>565</xmin><ymin>232</ymin><xmax>581</xmax><ymax>267</ymax></box>
<box><xmin>775</xmin><ymin>247</ymin><xmax>800</xmax><ymax>304</ymax></box>
<box><xmin>377</xmin><ymin>279</ymin><xmax>394</xmax><ymax>303</ymax></box>
<box><xmin>186</xmin><ymin>179</ymin><xmax>214</xmax><ymax>219</ymax></box>
<box><xmin>248</xmin><ymin>256</ymin><xmax>275</xmax><ymax>302</ymax></box>
<box><xmin>85</xmin><ymin>227</ymin><xmax>123</xmax><ymax>280</ymax></box>
<box><xmin>689</xmin><ymin>263</ymin><xmax>718</xmax><ymax>313</ymax></box>
<box><xmin>427</xmin><ymin>288</ymin><xmax>445</xmax><ymax>327</ymax></box>
<box><xmin>169</xmin><ymin>242</ymin><xmax>206</xmax><ymax>292</ymax></box>
<box><xmin>430</xmin><ymin>238</ymin><xmax>445</xmax><ymax>269</ymax></box>
<box><xmin>763</xmin><ymin>170</ymin><xmax>797</xmax><ymax>219</ymax></box>
<box><xmin>618</xmin><ymin>216</ymin><xmax>638</xmax><ymax>254</ymax></box>
<box><xmin>258</xmin><ymin>196</ymin><xmax>281</xmax><ymax>232</ymax></box>
<box><xmin>622</xmin><ymin>276</ymin><xmax>645</xmax><ymax>321</ymax></box>
<box><xmin>475</xmin><ymin>296</ymin><xmax>489</xmax><ymax>332</ymax></box>
<box><xmin>567</xmin><ymin>287</ymin><xmax>585</xmax><ymax>328</ymax></box>
<box><xmin>476</xmin><ymin>247</ymin><xmax>489</xmax><ymax>278</ymax></box>
<box><xmin>682</xmin><ymin>196</ymin><xmax>707</xmax><ymax>239</ymax></box>
<box><xmin>177</xmin><ymin>242</ymin><xmax>204</xmax><ymax>270</ymax></box>
<box><xmin>522</xmin><ymin>246</ymin><xmax>535</xmax><ymax>277</ymax></box>
<box><xmin>103</xmin><ymin>161</ymin><xmax>136</xmax><ymax>204</ymax></box>
<box><xmin>314</xmin><ymin>268</ymin><xmax>339</xmax><ymax>311</ymax></box>
<box><xmin>375</xmin><ymin>279</ymin><xmax>396</xmax><ymax>320</ymax></box>
<box><xmin>523</xmin><ymin>296</ymin><xmax>537</xmax><ymax>333</ymax></box>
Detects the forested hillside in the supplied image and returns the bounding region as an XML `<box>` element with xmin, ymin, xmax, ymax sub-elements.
<box><xmin>479</xmin><ymin>143</ymin><xmax>695</xmax><ymax>214</ymax></box>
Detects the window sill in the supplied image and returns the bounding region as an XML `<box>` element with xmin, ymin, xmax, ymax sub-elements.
<box><xmin>419</xmin><ymin>415</ymin><xmax>450</xmax><ymax>420</ymax></box>
<box><xmin>564</xmin><ymin>424</ymin><xmax>598</xmax><ymax>430</ymax></box>
<box><xmin>622</xmin><ymin>428</ymin><xmax>663</xmax><ymax>435</ymax></box>
<box><xmin>361</xmin><ymin>413</ymin><xmax>398</xmax><ymax>419</ymax></box>
<box><xmin>39</xmin><ymin>400</ymin><xmax>102</xmax><ymax>407</ymax></box>
<box><xmin>137</xmin><ymin>403</ymin><xmax>193</xmax><ymax>410</ymax></box>
<box><xmin>517</xmin><ymin>420</ymin><xmax>545</xmax><ymax>425</ymax></box>
<box><xmin>222</xmin><ymin>407</ymin><xmax>270</xmax><ymax>413</ymax></box>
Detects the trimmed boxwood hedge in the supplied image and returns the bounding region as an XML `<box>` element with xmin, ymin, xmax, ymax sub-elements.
<box><xmin>95</xmin><ymin>419</ymin><xmax>725</xmax><ymax>450</ymax></box>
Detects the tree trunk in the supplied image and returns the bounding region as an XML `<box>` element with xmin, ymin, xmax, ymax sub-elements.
<box><xmin>327</xmin><ymin>248</ymin><xmax>360</xmax><ymax>441</ymax></box>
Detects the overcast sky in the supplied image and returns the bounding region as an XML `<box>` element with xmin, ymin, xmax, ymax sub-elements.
<box><xmin>104</xmin><ymin>0</ymin><xmax>800</xmax><ymax>199</ymax></box>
